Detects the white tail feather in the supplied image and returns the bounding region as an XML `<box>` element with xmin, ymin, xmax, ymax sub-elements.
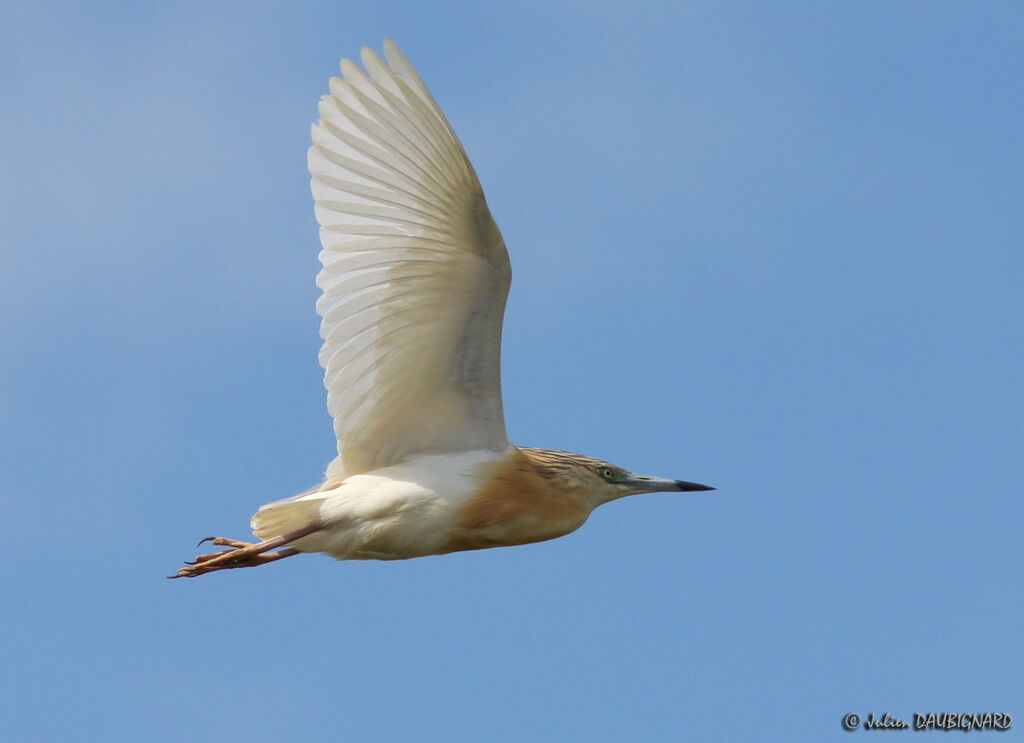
<box><xmin>250</xmin><ymin>490</ymin><xmax>325</xmax><ymax>543</ymax></box>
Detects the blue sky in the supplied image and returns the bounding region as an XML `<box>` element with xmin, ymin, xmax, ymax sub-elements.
<box><xmin>2</xmin><ymin>1</ymin><xmax>1021</xmax><ymax>740</ymax></box>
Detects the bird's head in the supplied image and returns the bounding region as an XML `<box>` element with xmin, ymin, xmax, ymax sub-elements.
<box><xmin>582</xmin><ymin>459</ymin><xmax>715</xmax><ymax>507</ymax></box>
<box><xmin>520</xmin><ymin>447</ymin><xmax>714</xmax><ymax>508</ymax></box>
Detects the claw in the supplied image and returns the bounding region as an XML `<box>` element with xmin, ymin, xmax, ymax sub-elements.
<box><xmin>172</xmin><ymin>522</ymin><xmax>320</xmax><ymax>578</ymax></box>
<box><xmin>197</xmin><ymin>536</ymin><xmax>216</xmax><ymax>547</ymax></box>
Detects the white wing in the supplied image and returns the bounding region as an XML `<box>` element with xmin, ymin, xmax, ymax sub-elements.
<box><xmin>309</xmin><ymin>39</ymin><xmax>511</xmax><ymax>480</ymax></box>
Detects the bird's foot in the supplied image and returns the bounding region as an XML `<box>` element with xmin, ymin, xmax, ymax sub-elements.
<box><xmin>170</xmin><ymin>521</ymin><xmax>325</xmax><ymax>579</ymax></box>
<box><xmin>170</xmin><ymin>536</ymin><xmax>299</xmax><ymax>578</ymax></box>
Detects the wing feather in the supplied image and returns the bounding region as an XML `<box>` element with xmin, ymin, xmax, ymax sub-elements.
<box><xmin>309</xmin><ymin>39</ymin><xmax>511</xmax><ymax>479</ymax></box>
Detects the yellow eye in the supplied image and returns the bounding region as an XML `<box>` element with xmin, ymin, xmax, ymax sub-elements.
<box><xmin>601</xmin><ymin>468</ymin><xmax>615</xmax><ymax>481</ymax></box>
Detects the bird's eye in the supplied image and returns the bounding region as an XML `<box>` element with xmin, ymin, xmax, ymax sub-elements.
<box><xmin>600</xmin><ymin>467</ymin><xmax>616</xmax><ymax>481</ymax></box>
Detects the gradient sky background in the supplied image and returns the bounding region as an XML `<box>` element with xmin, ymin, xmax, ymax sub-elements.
<box><xmin>3</xmin><ymin>2</ymin><xmax>1021</xmax><ymax>741</ymax></box>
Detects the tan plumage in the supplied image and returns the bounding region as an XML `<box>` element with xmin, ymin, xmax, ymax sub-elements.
<box><xmin>441</xmin><ymin>449</ymin><xmax>595</xmax><ymax>554</ymax></box>
<box><xmin>173</xmin><ymin>40</ymin><xmax>712</xmax><ymax>579</ymax></box>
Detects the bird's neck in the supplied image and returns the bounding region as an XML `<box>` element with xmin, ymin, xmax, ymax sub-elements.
<box><xmin>438</xmin><ymin>447</ymin><xmax>592</xmax><ymax>553</ymax></box>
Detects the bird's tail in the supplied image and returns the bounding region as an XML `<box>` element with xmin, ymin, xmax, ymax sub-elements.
<box><xmin>250</xmin><ymin>487</ymin><xmax>328</xmax><ymax>547</ymax></box>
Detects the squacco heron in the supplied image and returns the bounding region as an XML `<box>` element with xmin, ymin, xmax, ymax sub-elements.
<box><xmin>174</xmin><ymin>40</ymin><xmax>712</xmax><ymax>579</ymax></box>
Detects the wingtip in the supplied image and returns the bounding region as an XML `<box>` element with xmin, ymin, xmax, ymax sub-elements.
<box><xmin>360</xmin><ymin>44</ymin><xmax>382</xmax><ymax>69</ymax></box>
<box><xmin>381</xmin><ymin>37</ymin><xmax>413</xmax><ymax>75</ymax></box>
<box><xmin>339</xmin><ymin>57</ymin><xmax>360</xmax><ymax>79</ymax></box>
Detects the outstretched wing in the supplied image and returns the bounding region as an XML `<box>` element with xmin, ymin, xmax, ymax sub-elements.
<box><xmin>308</xmin><ymin>39</ymin><xmax>511</xmax><ymax>480</ymax></box>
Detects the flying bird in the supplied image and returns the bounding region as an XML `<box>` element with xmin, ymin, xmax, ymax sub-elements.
<box><xmin>174</xmin><ymin>39</ymin><xmax>712</xmax><ymax>578</ymax></box>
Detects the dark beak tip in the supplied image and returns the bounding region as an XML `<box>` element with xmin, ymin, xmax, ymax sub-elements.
<box><xmin>675</xmin><ymin>480</ymin><xmax>715</xmax><ymax>492</ymax></box>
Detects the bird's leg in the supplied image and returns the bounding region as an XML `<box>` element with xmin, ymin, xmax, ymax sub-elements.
<box><xmin>171</xmin><ymin>521</ymin><xmax>323</xmax><ymax>579</ymax></box>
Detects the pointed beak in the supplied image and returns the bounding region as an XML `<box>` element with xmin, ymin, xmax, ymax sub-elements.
<box><xmin>673</xmin><ymin>479</ymin><xmax>716</xmax><ymax>492</ymax></box>
<box><xmin>624</xmin><ymin>474</ymin><xmax>715</xmax><ymax>494</ymax></box>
